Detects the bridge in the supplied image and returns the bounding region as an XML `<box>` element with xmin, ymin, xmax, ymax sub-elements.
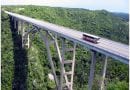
<box><xmin>4</xmin><ymin>11</ymin><xmax>129</xmax><ymax>90</ymax></box>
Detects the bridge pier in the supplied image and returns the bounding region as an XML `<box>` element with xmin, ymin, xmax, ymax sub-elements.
<box><xmin>26</xmin><ymin>23</ymin><xmax>30</xmax><ymax>48</ymax></box>
<box><xmin>47</xmin><ymin>32</ymin><xmax>77</xmax><ymax>90</ymax></box>
<box><xmin>88</xmin><ymin>50</ymin><xmax>96</xmax><ymax>90</ymax></box>
<box><xmin>21</xmin><ymin>22</ymin><xmax>25</xmax><ymax>48</ymax></box>
<box><xmin>38</xmin><ymin>30</ymin><xmax>59</xmax><ymax>89</ymax></box>
<box><xmin>14</xmin><ymin>18</ymin><xmax>17</xmax><ymax>30</ymax></box>
<box><xmin>59</xmin><ymin>39</ymin><xmax>76</xmax><ymax>90</ymax></box>
<box><xmin>37</xmin><ymin>30</ymin><xmax>77</xmax><ymax>90</ymax></box>
<box><xmin>17</xmin><ymin>20</ymin><xmax>21</xmax><ymax>34</ymax></box>
<box><xmin>99</xmin><ymin>56</ymin><xmax>108</xmax><ymax>90</ymax></box>
<box><xmin>20</xmin><ymin>22</ymin><xmax>30</xmax><ymax>48</ymax></box>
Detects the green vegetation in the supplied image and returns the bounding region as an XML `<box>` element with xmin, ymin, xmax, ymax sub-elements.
<box><xmin>1</xmin><ymin>11</ymin><xmax>14</xmax><ymax>90</ymax></box>
<box><xmin>1</xmin><ymin>5</ymin><xmax>129</xmax><ymax>90</ymax></box>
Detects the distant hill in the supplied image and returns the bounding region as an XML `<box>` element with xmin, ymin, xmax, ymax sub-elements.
<box><xmin>111</xmin><ymin>12</ymin><xmax>129</xmax><ymax>21</ymax></box>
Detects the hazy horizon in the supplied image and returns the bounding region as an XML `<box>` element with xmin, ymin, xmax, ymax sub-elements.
<box><xmin>1</xmin><ymin>0</ymin><xmax>129</xmax><ymax>13</ymax></box>
<box><xmin>1</xmin><ymin>5</ymin><xmax>129</xmax><ymax>14</ymax></box>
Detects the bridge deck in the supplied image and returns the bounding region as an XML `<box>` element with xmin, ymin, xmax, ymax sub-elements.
<box><xmin>4</xmin><ymin>11</ymin><xmax>129</xmax><ymax>64</ymax></box>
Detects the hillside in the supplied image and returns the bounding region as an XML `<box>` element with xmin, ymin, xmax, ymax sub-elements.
<box><xmin>112</xmin><ymin>12</ymin><xmax>129</xmax><ymax>21</ymax></box>
<box><xmin>1</xmin><ymin>5</ymin><xmax>129</xmax><ymax>90</ymax></box>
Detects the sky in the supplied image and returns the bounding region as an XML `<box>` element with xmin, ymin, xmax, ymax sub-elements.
<box><xmin>1</xmin><ymin>0</ymin><xmax>129</xmax><ymax>13</ymax></box>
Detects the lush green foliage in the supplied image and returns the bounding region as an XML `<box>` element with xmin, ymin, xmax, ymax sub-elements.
<box><xmin>107</xmin><ymin>80</ymin><xmax>129</xmax><ymax>90</ymax></box>
<box><xmin>1</xmin><ymin>5</ymin><xmax>129</xmax><ymax>90</ymax></box>
<box><xmin>1</xmin><ymin>11</ymin><xmax>14</xmax><ymax>90</ymax></box>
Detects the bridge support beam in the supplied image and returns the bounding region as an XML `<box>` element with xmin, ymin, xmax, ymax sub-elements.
<box><xmin>55</xmin><ymin>38</ymin><xmax>69</xmax><ymax>90</ymax></box>
<box><xmin>43</xmin><ymin>31</ymin><xmax>76</xmax><ymax>90</ymax></box>
<box><xmin>59</xmin><ymin>39</ymin><xmax>76</xmax><ymax>90</ymax></box>
<box><xmin>21</xmin><ymin>22</ymin><xmax>25</xmax><ymax>48</ymax></box>
<box><xmin>17</xmin><ymin>20</ymin><xmax>21</xmax><ymax>34</ymax></box>
<box><xmin>27</xmin><ymin>33</ymin><xmax>30</xmax><ymax>48</ymax></box>
<box><xmin>70</xmin><ymin>43</ymin><xmax>76</xmax><ymax>90</ymax></box>
<box><xmin>99</xmin><ymin>56</ymin><xmax>108</xmax><ymax>90</ymax></box>
<box><xmin>59</xmin><ymin>38</ymin><xmax>65</xmax><ymax>90</ymax></box>
<box><xmin>37</xmin><ymin>30</ymin><xmax>59</xmax><ymax>89</ymax></box>
<box><xmin>45</xmin><ymin>32</ymin><xmax>70</xmax><ymax>90</ymax></box>
<box><xmin>88</xmin><ymin>50</ymin><xmax>96</xmax><ymax>90</ymax></box>
<box><xmin>26</xmin><ymin>23</ymin><xmax>30</xmax><ymax>48</ymax></box>
<box><xmin>14</xmin><ymin>18</ymin><xmax>17</xmax><ymax>30</ymax></box>
<box><xmin>21</xmin><ymin>22</ymin><xmax>30</xmax><ymax>48</ymax></box>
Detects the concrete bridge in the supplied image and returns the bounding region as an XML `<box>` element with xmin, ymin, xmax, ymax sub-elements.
<box><xmin>4</xmin><ymin>11</ymin><xmax>129</xmax><ymax>90</ymax></box>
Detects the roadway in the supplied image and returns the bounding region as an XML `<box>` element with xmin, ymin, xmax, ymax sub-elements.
<box><xmin>4</xmin><ymin>11</ymin><xmax>129</xmax><ymax>64</ymax></box>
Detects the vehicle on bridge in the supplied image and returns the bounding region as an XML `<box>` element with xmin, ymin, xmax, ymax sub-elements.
<box><xmin>83</xmin><ymin>33</ymin><xmax>100</xmax><ymax>44</ymax></box>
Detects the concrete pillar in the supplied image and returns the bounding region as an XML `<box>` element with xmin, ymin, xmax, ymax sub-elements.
<box><xmin>88</xmin><ymin>50</ymin><xmax>96</xmax><ymax>90</ymax></box>
<box><xmin>100</xmin><ymin>56</ymin><xmax>108</xmax><ymax>90</ymax></box>
<box><xmin>18</xmin><ymin>20</ymin><xmax>21</xmax><ymax>34</ymax></box>
<box><xmin>21</xmin><ymin>22</ymin><xmax>25</xmax><ymax>48</ymax></box>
